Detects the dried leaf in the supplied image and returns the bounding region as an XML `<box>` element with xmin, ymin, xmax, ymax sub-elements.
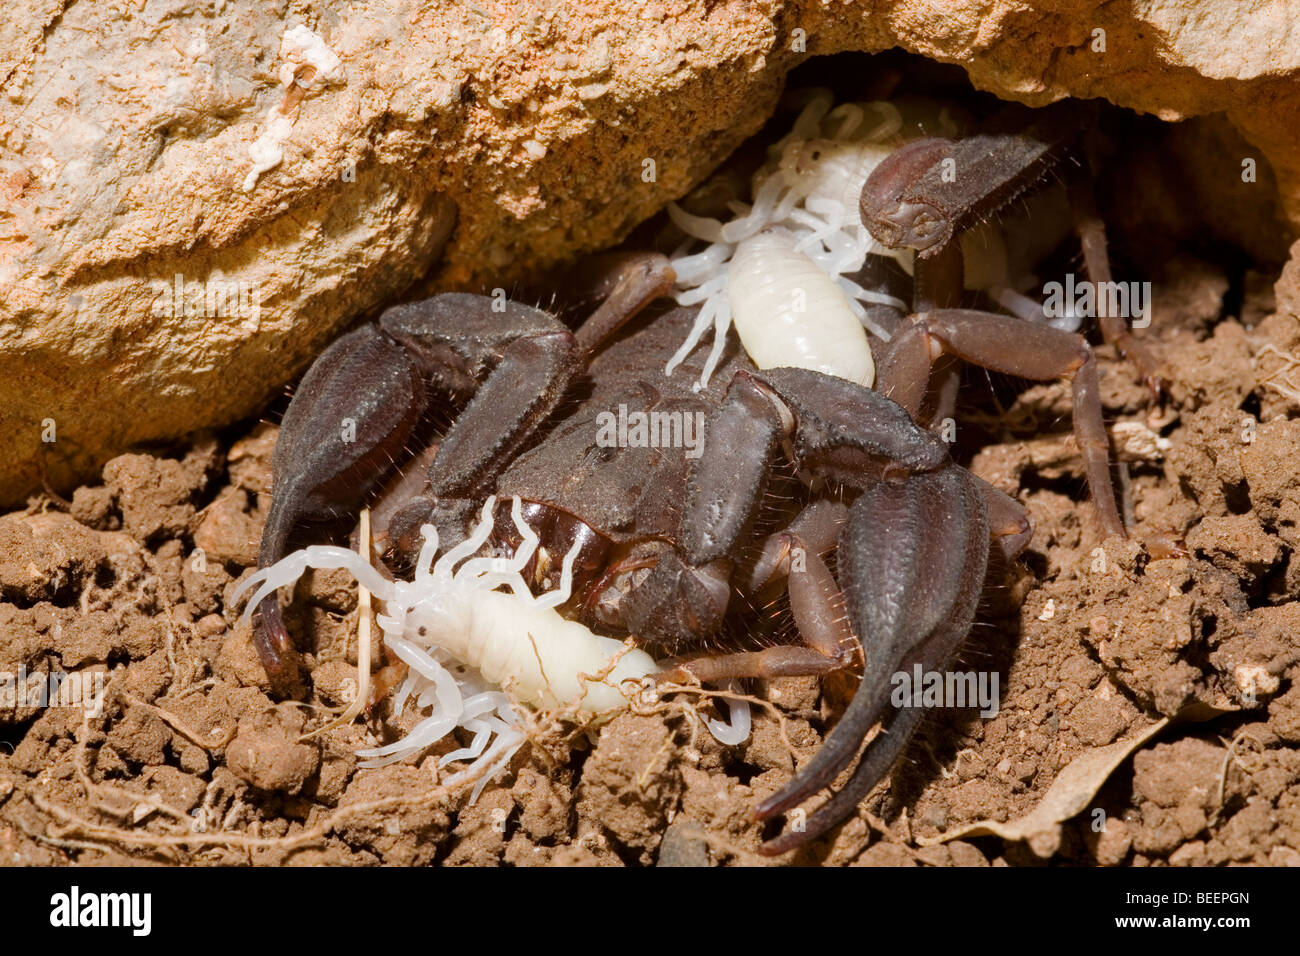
<box><xmin>921</xmin><ymin>701</ymin><xmax>1236</xmax><ymax>855</ymax></box>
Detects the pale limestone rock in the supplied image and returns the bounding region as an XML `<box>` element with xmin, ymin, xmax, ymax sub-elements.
<box><xmin>1</xmin><ymin>0</ymin><xmax>1297</xmax><ymax>504</ymax></box>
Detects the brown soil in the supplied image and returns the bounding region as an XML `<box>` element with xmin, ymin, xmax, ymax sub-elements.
<box><xmin>4</xmin><ymin>242</ymin><xmax>1300</xmax><ymax>868</ymax></box>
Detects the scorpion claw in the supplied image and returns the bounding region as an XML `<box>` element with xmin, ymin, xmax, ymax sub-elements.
<box><xmin>251</xmin><ymin>594</ymin><xmax>294</xmax><ymax>676</ymax></box>
<box><xmin>757</xmin><ymin>706</ymin><xmax>928</xmax><ymax>855</ymax></box>
<box><xmin>254</xmin><ymin>323</ymin><xmax>428</xmax><ymax>673</ymax></box>
<box><xmin>757</xmin><ymin>466</ymin><xmax>991</xmax><ymax>852</ymax></box>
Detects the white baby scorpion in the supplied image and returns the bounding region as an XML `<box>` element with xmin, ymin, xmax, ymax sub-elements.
<box><xmin>727</xmin><ymin>226</ymin><xmax>877</xmax><ymax>388</ymax></box>
<box><xmin>235</xmin><ymin>495</ymin><xmax>663</xmax><ymax>795</ymax></box>
<box><xmin>663</xmin><ymin>91</ymin><xmax>1021</xmax><ymax>389</ymax></box>
<box><xmin>663</xmin><ymin>94</ymin><xmax>910</xmax><ymax>389</ymax></box>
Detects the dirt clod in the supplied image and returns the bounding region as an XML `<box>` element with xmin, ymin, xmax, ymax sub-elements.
<box><xmin>226</xmin><ymin>708</ymin><xmax>320</xmax><ymax>795</ymax></box>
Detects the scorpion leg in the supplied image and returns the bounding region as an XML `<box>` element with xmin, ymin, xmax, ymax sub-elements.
<box><xmin>743</xmin><ymin>499</ymin><xmax>849</xmax><ymax>599</ymax></box>
<box><xmin>660</xmin><ymin>501</ymin><xmax>857</xmax><ymax>683</ymax></box>
<box><xmin>910</xmin><ymin>241</ymin><xmax>965</xmax><ymax>427</ymax></box>
<box><xmin>566</xmin><ymin>252</ymin><xmax>676</xmax><ymax>359</ymax></box>
<box><xmin>369</xmin><ymin>441</ymin><xmax>441</xmax><ymax>566</ymax></box>
<box><xmin>878</xmin><ymin>309</ymin><xmax>1126</xmax><ymax>538</ymax></box>
<box><xmin>979</xmin><ymin>478</ymin><xmax>1033</xmax><ymax>564</ymax></box>
<box><xmin>1067</xmin><ymin>173</ymin><xmax>1168</xmax><ymax>396</ymax></box>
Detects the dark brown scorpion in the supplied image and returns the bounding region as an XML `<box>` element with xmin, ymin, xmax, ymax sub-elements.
<box><xmin>250</xmin><ymin>99</ymin><xmax>1161</xmax><ymax>855</ymax></box>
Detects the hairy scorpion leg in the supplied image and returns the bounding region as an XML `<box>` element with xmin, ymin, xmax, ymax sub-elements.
<box><xmin>877</xmin><ymin>308</ymin><xmax>1125</xmax><ymax>538</ymax></box>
